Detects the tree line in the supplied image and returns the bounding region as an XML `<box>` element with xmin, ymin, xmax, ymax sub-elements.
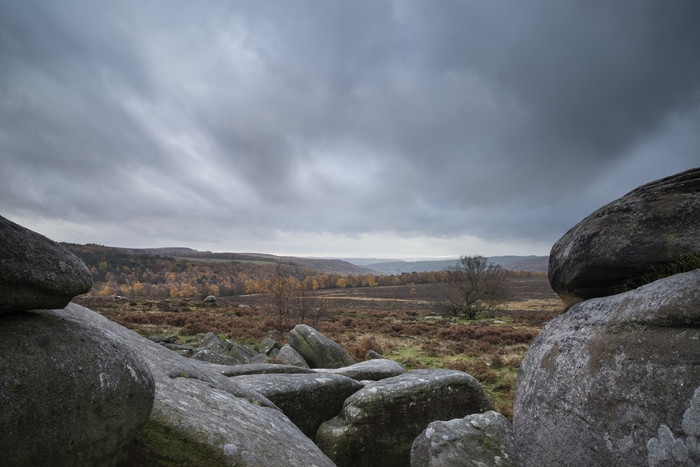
<box><xmin>65</xmin><ymin>244</ymin><xmax>544</xmax><ymax>300</ymax></box>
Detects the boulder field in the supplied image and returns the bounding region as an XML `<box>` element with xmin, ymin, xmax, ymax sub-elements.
<box><xmin>5</xmin><ymin>168</ymin><xmax>695</xmax><ymax>466</ymax></box>
<box><xmin>1</xmin><ymin>214</ymin><xmax>507</xmax><ymax>466</ymax></box>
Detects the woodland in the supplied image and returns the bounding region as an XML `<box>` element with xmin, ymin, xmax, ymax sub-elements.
<box><xmin>64</xmin><ymin>244</ymin><xmax>544</xmax><ymax>301</ymax></box>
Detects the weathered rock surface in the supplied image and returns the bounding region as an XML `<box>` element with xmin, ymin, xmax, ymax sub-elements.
<box><xmin>316</xmin><ymin>369</ymin><xmax>494</xmax><ymax>467</ymax></box>
<box><xmin>411</xmin><ymin>410</ymin><xmax>515</xmax><ymax>467</ymax></box>
<box><xmin>289</xmin><ymin>324</ymin><xmax>356</xmax><ymax>368</ymax></box>
<box><xmin>0</xmin><ymin>308</ymin><xmax>154</xmax><ymax>466</ymax></box>
<box><xmin>313</xmin><ymin>358</ymin><xmax>406</xmax><ymax>381</ymax></box>
<box><xmin>234</xmin><ymin>373</ymin><xmax>362</xmax><ymax>438</ymax></box>
<box><xmin>0</xmin><ymin>215</ymin><xmax>92</xmax><ymax>313</ymax></box>
<box><xmin>218</xmin><ymin>362</ymin><xmax>314</xmax><ymax>377</ymax></box>
<box><xmin>198</xmin><ymin>332</ymin><xmax>254</xmax><ymax>363</ymax></box>
<box><xmin>259</xmin><ymin>336</ymin><xmax>281</xmax><ymax>355</ymax></box>
<box><xmin>278</xmin><ymin>343</ymin><xmax>310</xmax><ymax>368</ymax></box>
<box><xmin>41</xmin><ymin>304</ymin><xmax>335</xmax><ymax>466</ymax></box>
<box><xmin>514</xmin><ymin>269</ymin><xmax>700</xmax><ymax>466</ymax></box>
<box><xmin>548</xmin><ymin>168</ymin><xmax>700</xmax><ymax>300</ymax></box>
<box><xmin>191</xmin><ymin>348</ymin><xmax>244</xmax><ymax>365</ymax></box>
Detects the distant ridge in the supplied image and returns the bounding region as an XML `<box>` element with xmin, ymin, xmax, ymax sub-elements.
<box><xmin>349</xmin><ymin>256</ymin><xmax>548</xmax><ymax>274</ymax></box>
<box><xmin>111</xmin><ymin>246</ymin><xmax>376</xmax><ymax>275</ymax></box>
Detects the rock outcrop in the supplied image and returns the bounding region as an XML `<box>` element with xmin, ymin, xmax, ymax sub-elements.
<box><xmin>54</xmin><ymin>304</ymin><xmax>335</xmax><ymax>466</ymax></box>
<box><xmin>411</xmin><ymin>410</ymin><xmax>515</xmax><ymax>467</ymax></box>
<box><xmin>548</xmin><ymin>168</ymin><xmax>700</xmax><ymax>300</ymax></box>
<box><xmin>316</xmin><ymin>369</ymin><xmax>494</xmax><ymax>467</ymax></box>
<box><xmin>514</xmin><ymin>269</ymin><xmax>700</xmax><ymax>466</ymax></box>
<box><xmin>234</xmin><ymin>373</ymin><xmax>362</xmax><ymax>438</ymax></box>
<box><xmin>0</xmin><ymin>308</ymin><xmax>155</xmax><ymax>466</ymax></box>
<box><xmin>0</xmin><ymin>214</ymin><xmax>92</xmax><ymax>312</ymax></box>
<box><xmin>289</xmin><ymin>323</ymin><xmax>356</xmax><ymax>368</ymax></box>
<box><xmin>312</xmin><ymin>358</ymin><xmax>406</xmax><ymax>381</ymax></box>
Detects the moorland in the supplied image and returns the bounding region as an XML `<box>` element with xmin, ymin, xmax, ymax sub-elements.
<box><xmin>74</xmin><ymin>273</ymin><xmax>562</xmax><ymax>420</ymax></box>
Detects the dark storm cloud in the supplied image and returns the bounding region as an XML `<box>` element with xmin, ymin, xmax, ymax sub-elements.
<box><xmin>1</xmin><ymin>0</ymin><xmax>698</xmax><ymax>255</ymax></box>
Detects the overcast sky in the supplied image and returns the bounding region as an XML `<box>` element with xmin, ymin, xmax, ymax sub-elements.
<box><xmin>1</xmin><ymin>1</ymin><xmax>698</xmax><ymax>259</ymax></box>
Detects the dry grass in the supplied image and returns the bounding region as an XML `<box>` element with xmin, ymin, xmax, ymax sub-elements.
<box><xmin>74</xmin><ymin>275</ymin><xmax>563</xmax><ymax>421</ymax></box>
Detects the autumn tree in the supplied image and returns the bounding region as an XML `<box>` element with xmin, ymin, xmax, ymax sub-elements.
<box><xmin>445</xmin><ymin>255</ymin><xmax>507</xmax><ymax>319</ymax></box>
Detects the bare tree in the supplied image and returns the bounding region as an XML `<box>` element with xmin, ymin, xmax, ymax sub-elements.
<box><xmin>264</xmin><ymin>265</ymin><xmax>331</xmax><ymax>331</ymax></box>
<box><xmin>445</xmin><ymin>255</ymin><xmax>507</xmax><ymax>319</ymax></box>
<box><xmin>264</xmin><ymin>265</ymin><xmax>298</xmax><ymax>331</ymax></box>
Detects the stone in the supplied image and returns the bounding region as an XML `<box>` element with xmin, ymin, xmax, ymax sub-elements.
<box><xmin>259</xmin><ymin>336</ymin><xmax>281</xmax><ymax>355</ymax></box>
<box><xmin>219</xmin><ymin>363</ymin><xmax>314</xmax><ymax>377</ymax></box>
<box><xmin>289</xmin><ymin>324</ymin><xmax>355</xmax><ymax>369</ymax></box>
<box><xmin>411</xmin><ymin>410</ymin><xmax>515</xmax><ymax>467</ymax></box>
<box><xmin>248</xmin><ymin>353</ymin><xmax>270</xmax><ymax>363</ymax></box>
<box><xmin>200</xmin><ymin>331</ymin><xmax>227</xmax><ymax>350</ymax></box>
<box><xmin>0</xmin><ymin>308</ymin><xmax>154</xmax><ymax>466</ymax></box>
<box><xmin>277</xmin><ymin>344</ymin><xmax>310</xmax><ymax>368</ymax></box>
<box><xmin>313</xmin><ymin>359</ymin><xmax>406</xmax><ymax>381</ymax></box>
<box><xmin>548</xmin><ymin>168</ymin><xmax>700</xmax><ymax>300</ymax></box>
<box><xmin>513</xmin><ymin>269</ymin><xmax>700</xmax><ymax>466</ymax></box>
<box><xmin>42</xmin><ymin>304</ymin><xmax>335</xmax><ymax>466</ymax></box>
<box><xmin>199</xmin><ymin>332</ymin><xmax>252</xmax><ymax>363</ymax></box>
<box><xmin>203</xmin><ymin>295</ymin><xmax>216</xmax><ymax>302</ymax></box>
<box><xmin>316</xmin><ymin>369</ymin><xmax>494</xmax><ymax>467</ymax></box>
<box><xmin>0</xmin><ymin>215</ymin><xmax>92</xmax><ymax>313</ymax></box>
<box><xmin>366</xmin><ymin>349</ymin><xmax>383</xmax><ymax>360</ymax></box>
<box><xmin>190</xmin><ymin>348</ymin><xmax>244</xmax><ymax>365</ymax></box>
<box><xmin>234</xmin><ymin>373</ymin><xmax>362</xmax><ymax>438</ymax></box>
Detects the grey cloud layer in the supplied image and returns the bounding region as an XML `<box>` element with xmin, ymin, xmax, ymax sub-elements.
<box><xmin>1</xmin><ymin>0</ymin><xmax>698</xmax><ymax>251</ymax></box>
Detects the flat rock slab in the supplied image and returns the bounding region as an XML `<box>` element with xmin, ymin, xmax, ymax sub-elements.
<box><xmin>316</xmin><ymin>369</ymin><xmax>494</xmax><ymax>467</ymax></box>
<box><xmin>289</xmin><ymin>324</ymin><xmax>356</xmax><ymax>368</ymax></box>
<box><xmin>0</xmin><ymin>308</ymin><xmax>154</xmax><ymax>466</ymax></box>
<box><xmin>548</xmin><ymin>168</ymin><xmax>700</xmax><ymax>300</ymax></box>
<box><xmin>47</xmin><ymin>304</ymin><xmax>335</xmax><ymax>466</ymax></box>
<box><xmin>234</xmin><ymin>373</ymin><xmax>362</xmax><ymax>438</ymax></box>
<box><xmin>0</xmin><ymin>215</ymin><xmax>92</xmax><ymax>312</ymax></box>
<box><xmin>218</xmin><ymin>362</ymin><xmax>314</xmax><ymax>377</ymax></box>
<box><xmin>411</xmin><ymin>410</ymin><xmax>515</xmax><ymax>467</ymax></box>
<box><xmin>514</xmin><ymin>269</ymin><xmax>700</xmax><ymax>466</ymax></box>
<box><xmin>313</xmin><ymin>359</ymin><xmax>406</xmax><ymax>381</ymax></box>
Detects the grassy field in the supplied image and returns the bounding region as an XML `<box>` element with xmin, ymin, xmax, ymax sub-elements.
<box><xmin>75</xmin><ymin>275</ymin><xmax>563</xmax><ymax>420</ymax></box>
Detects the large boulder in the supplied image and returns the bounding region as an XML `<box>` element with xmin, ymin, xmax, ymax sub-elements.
<box><xmin>410</xmin><ymin>410</ymin><xmax>515</xmax><ymax>467</ymax></box>
<box><xmin>548</xmin><ymin>168</ymin><xmax>700</xmax><ymax>300</ymax></box>
<box><xmin>316</xmin><ymin>369</ymin><xmax>494</xmax><ymax>467</ymax></box>
<box><xmin>313</xmin><ymin>358</ymin><xmax>406</xmax><ymax>381</ymax></box>
<box><xmin>514</xmin><ymin>269</ymin><xmax>700</xmax><ymax>466</ymax></box>
<box><xmin>289</xmin><ymin>324</ymin><xmax>355</xmax><ymax>368</ymax></box>
<box><xmin>233</xmin><ymin>373</ymin><xmax>362</xmax><ymax>438</ymax></box>
<box><xmin>0</xmin><ymin>215</ymin><xmax>92</xmax><ymax>313</ymax></box>
<box><xmin>44</xmin><ymin>304</ymin><xmax>335</xmax><ymax>466</ymax></box>
<box><xmin>277</xmin><ymin>343</ymin><xmax>310</xmax><ymax>368</ymax></box>
<box><xmin>0</xmin><ymin>308</ymin><xmax>154</xmax><ymax>466</ymax></box>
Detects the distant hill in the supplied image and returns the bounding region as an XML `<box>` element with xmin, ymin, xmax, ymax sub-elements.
<box><xmin>103</xmin><ymin>246</ymin><xmax>376</xmax><ymax>276</ymax></box>
<box><xmin>354</xmin><ymin>256</ymin><xmax>548</xmax><ymax>274</ymax></box>
<box><xmin>498</xmin><ymin>256</ymin><xmax>549</xmax><ymax>272</ymax></box>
